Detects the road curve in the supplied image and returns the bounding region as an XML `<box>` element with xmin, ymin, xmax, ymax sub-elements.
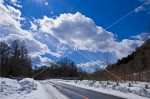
<box><xmin>49</xmin><ymin>81</ymin><xmax>125</xmax><ymax>99</ymax></box>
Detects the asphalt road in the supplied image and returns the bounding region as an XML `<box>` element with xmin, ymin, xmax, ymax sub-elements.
<box><xmin>49</xmin><ymin>81</ymin><xmax>125</xmax><ymax>99</ymax></box>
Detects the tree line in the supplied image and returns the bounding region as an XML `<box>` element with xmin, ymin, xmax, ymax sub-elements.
<box><xmin>33</xmin><ymin>58</ymin><xmax>78</xmax><ymax>80</ymax></box>
<box><xmin>0</xmin><ymin>40</ymin><xmax>87</xmax><ymax>79</ymax></box>
<box><xmin>0</xmin><ymin>40</ymin><xmax>32</xmax><ymax>77</ymax></box>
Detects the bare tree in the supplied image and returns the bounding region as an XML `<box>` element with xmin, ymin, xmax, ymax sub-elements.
<box><xmin>0</xmin><ymin>41</ymin><xmax>10</xmax><ymax>77</ymax></box>
<box><xmin>102</xmin><ymin>52</ymin><xmax>112</xmax><ymax>83</ymax></box>
<box><xmin>103</xmin><ymin>52</ymin><xmax>112</xmax><ymax>67</ymax></box>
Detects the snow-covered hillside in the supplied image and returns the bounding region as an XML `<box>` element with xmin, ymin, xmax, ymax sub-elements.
<box><xmin>52</xmin><ymin>79</ymin><xmax>150</xmax><ymax>99</ymax></box>
<box><xmin>0</xmin><ymin>77</ymin><xmax>67</xmax><ymax>99</ymax></box>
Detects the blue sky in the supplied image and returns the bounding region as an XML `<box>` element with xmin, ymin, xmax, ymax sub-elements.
<box><xmin>21</xmin><ymin>0</ymin><xmax>150</xmax><ymax>37</ymax></box>
<box><xmin>1</xmin><ymin>0</ymin><xmax>150</xmax><ymax>72</ymax></box>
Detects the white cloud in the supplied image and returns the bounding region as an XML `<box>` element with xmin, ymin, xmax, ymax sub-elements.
<box><xmin>38</xmin><ymin>12</ymin><xmax>115</xmax><ymax>52</ymax></box>
<box><xmin>0</xmin><ymin>2</ymin><xmax>23</xmax><ymax>27</ymax></box>
<box><xmin>135</xmin><ymin>0</ymin><xmax>150</xmax><ymax>13</ymax></box>
<box><xmin>114</xmin><ymin>39</ymin><xmax>144</xmax><ymax>58</ymax></box>
<box><xmin>37</xmin><ymin>12</ymin><xmax>143</xmax><ymax>59</ymax></box>
<box><xmin>7</xmin><ymin>0</ymin><xmax>22</xmax><ymax>8</ymax></box>
<box><xmin>78</xmin><ymin>60</ymin><xmax>103</xmax><ymax>73</ymax></box>
<box><xmin>31</xmin><ymin>55</ymin><xmax>52</xmax><ymax>66</ymax></box>
<box><xmin>33</xmin><ymin>32</ymin><xmax>67</xmax><ymax>58</ymax></box>
<box><xmin>132</xmin><ymin>32</ymin><xmax>150</xmax><ymax>41</ymax></box>
<box><xmin>0</xmin><ymin>0</ymin><xmax>58</xmax><ymax>65</ymax></box>
<box><xmin>135</xmin><ymin>6</ymin><xmax>146</xmax><ymax>12</ymax></box>
<box><xmin>30</xmin><ymin>22</ymin><xmax>38</xmax><ymax>31</ymax></box>
<box><xmin>0</xmin><ymin>1</ymin><xmax>49</xmax><ymax>55</ymax></box>
<box><xmin>2</xmin><ymin>34</ymin><xmax>50</xmax><ymax>55</ymax></box>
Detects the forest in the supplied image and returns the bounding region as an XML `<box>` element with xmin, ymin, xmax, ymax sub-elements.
<box><xmin>0</xmin><ymin>40</ymin><xmax>86</xmax><ymax>79</ymax></box>
<box><xmin>93</xmin><ymin>39</ymin><xmax>150</xmax><ymax>82</ymax></box>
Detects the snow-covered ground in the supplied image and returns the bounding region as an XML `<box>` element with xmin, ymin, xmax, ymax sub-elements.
<box><xmin>0</xmin><ymin>77</ymin><xmax>68</xmax><ymax>99</ymax></box>
<box><xmin>51</xmin><ymin>79</ymin><xmax>150</xmax><ymax>99</ymax></box>
<box><xmin>1</xmin><ymin>77</ymin><xmax>150</xmax><ymax>99</ymax></box>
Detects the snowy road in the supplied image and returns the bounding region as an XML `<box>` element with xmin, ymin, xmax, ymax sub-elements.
<box><xmin>46</xmin><ymin>81</ymin><xmax>125</xmax><ymax>99</ymax></box>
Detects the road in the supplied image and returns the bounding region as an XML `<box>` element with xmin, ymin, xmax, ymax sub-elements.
<box><xmin>48</xmin><ymin>81</ymin><xmax>125</xmax><ymax>99</ymax></box>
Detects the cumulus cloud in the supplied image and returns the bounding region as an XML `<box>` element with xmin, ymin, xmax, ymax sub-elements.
<box><xmin>33</xmin><ymin>32</ymin><xmax>68</xmax><ymax>58</ymax></box>
<box><xmin>31</xmin><ymin>55</ymin><xmax>52</xmax><ymax>66</ymax></box>
<box><xmin>30</xmin><ymin>22</ymin><xmax>38</xmax><ymax>31</ymax></box>
<box><xmin>114</xmin><ymin>39</ymin><xmax>144</xmax><ymax>58</ymax></box>
<box><xmin>78</xmin><ymin>60</ymin><xmax>103</xmax><ymax>73</ymax></box>
<box><xmin>7</xmin><ymin>0</ymin><xmax>22</xmax><ymax>8</ymax></box>
<box><xmin>2</xmin><ymin>34</ymin><xmax>50</xmax><ymax>55</ymax></box>
<box><xmin>0</xmin><ymin>0</ymin><xmax>49</xmax><ymax>55</ymax></box>
<box><xmin>37</xmin><ymin>12</ymin><xmax>143</xmax><ymax>59</ymax></box>
<box><xmin>0</xmin><ymin>2</ymin><xmax>23</xmax><ymax>27</ymax></box>
<box><xmin>38</xmin><ymin>12</ymin><xmax>115</xmax><ymax>51</ymax></box>
<box><xmin>0</xmin><ymin>0</ymin><xmax>60</xmax><ymax>65</ymax></box>
<box><xmin>132</xmin><ymin>33</ymin><xmax>150</xmax><ymax>41</ymax></box>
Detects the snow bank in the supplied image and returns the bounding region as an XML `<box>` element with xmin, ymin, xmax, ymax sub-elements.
<box><xmin>1</xmin><ymin>78</ymin><xmax>20</xmax><ymax>96</ymax></box>
<box><xmin>18</xmin><ymin>78</ymin><xmax>37</xmax><ymax>93</ymax></box>
<box><xmin>53</xmin><ymin>79</ymin><xmax>150</xmax><ymax>99</ymax></box>
<box><xmin>0</xmin><ymin>77</ymin><xmax>37</xmax><ymax>95</ymax></box>
<box><xmin>0</xmin><ymin>77</ymin><xmax>68</xmax><ymax>99</ymax></box>
<box><xmin>0</xmin><ymin>77</ymin><xmax>41</xmax><ymax>99</ymax></box>
<box><xmin>81</xmin><ymin>80</ymin><xmax>150</xmax><ymax>98</ymax></box>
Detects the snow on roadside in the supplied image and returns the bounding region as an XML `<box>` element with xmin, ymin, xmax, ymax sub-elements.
<box><xmin>18</xmin><ymin>78</ymin><xmax>37</xmax><ymax>93</ymax></box>
<box><xmin>0</xmin><ymin>77</ymin><xmax>21</xmax><ymax>98</ymax></box>
<box><xmin>0</xmin><ymin>77</ymin><xmax>66</xmax><ymax>99</ymax></box>
<box><xmin>52</xmin><ymin>79</ymin><xmax>150</xmax><ymax>99</ymax></box>
<box><xmin>40</xmin><ymin>80</ymin><xmax>68</xmax><ymax>99</ymax></box>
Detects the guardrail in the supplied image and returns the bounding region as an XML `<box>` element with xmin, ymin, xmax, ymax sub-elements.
<box><xmin>50</xmin><ymin>77</ymin><xmax>82</xmax><ymax>80</ymax></box>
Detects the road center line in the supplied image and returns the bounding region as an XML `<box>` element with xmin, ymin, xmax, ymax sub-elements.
<box><xmin>49</xmin><ymin>81</ymin><xmax>88</xmax><ymax>99</ymax></box>
<box><xmin>63</xmin><ymin>87</ymin><xmax>88</xmax><ymax>99</ymax></box>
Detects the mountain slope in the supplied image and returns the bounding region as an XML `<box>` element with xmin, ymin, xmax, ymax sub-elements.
<box><xmin>95</xmin><ymin>39</ymin><xmax>150</xmax><ymax>81</ymax></box>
